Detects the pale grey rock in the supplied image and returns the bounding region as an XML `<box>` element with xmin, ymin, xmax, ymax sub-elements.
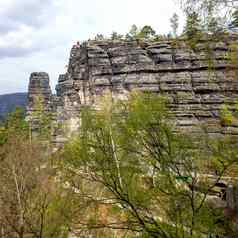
<box><xmin>27</xmin><ymin>38</ymin><xmax>238</xmax><ymax>145</ymax></box>
<box><xmin>27</xmin><ymin>72</ymin><xmax>52</xmax><ymax>113</ymax></box>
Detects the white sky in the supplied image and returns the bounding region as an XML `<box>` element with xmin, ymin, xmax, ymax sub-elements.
<box><xmin>0</xmin><ymin>0</ymin><xmax>185</xmax><ymax>94</ymax></box>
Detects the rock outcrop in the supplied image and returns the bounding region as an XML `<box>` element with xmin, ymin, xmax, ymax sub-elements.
<box><xmin>27</xmin><ymin>72</ymin><xmax>52</xmax><ymax>133</ymax></box>
<box><xmin>27</xmin><ymin>72</ymin><xmax>52</xmax><ymax>113</ymax></box>
<box><xmin>26</xmin><ymin>39</ymin><xmax>238</xmax><ymax>229</ymax></box>
<box><xmin>27</xmin><ymin>39</ymin><xmax>238</xmax><ymax>144</ymax></box>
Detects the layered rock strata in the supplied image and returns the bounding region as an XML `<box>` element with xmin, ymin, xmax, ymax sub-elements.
<box><xmin>28</xmin><ymin>39</ymin><xmax>238</xmax><ymax>143</ymax></box>
<box><xmin>27</xmin><ymin>72</ymin><xmax>52</xmax><ymax>113</ymax></box>
<box><xmin>56</xmin><ymin>39</ymin><xmax>238</xmax><ymax>137</ymax></box>
<box><xmin>27</xmin><ymin>72</ymin><xmax>52</xmax><ymax>133</ymax></box>
<box><xmin>26</xmin><ymin>39</ymin><xmax>238</xmax><ymax>225</ymax></box>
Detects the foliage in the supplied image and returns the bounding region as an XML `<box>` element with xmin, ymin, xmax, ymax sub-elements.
<box><xmin>179</xmin><ymin>0</ymin><xmax>237</xmax><ymax>23</ymax></box>
<box><xmin>0</xmin><ymin>107</ymin><xmax>29</xmax><ymax>146</ymax></box>
<box><xmin>230</xmin><ymin>8</ymin><xmax>238</xmax><ymax>28</ymax></box>
<box><xmin>94</xmin><ymin>34</ymin><xmax>105</xmax><ymax>41</ymax></box>
<box><xmin>179</xmin><ymin>0</ymin><xmax>237</xmax><ymax>37</ymax></box>
<box><xmin>125</xmin><ymin>24</ymin><xmax>139</xmax><ymax>40</ymax></box>
<box><xmin>125</xmin><ymin>25</ymin><xmax>157</xmax><ymax>41</ymax></box>
<box><xmin>220</xmin><ymin>105</ymin><xmax>234</xmax><ymax>125</ymax></box>
<box><xmin>30</xmin><ymin>96</ymin><xmax>53</xmax><ymax>141</ymax></box>
<box><xmin>60</xmin><ymin>92</ymin><xmax>238</xmax><ymax>237</ymax></box>
<box><xmin>0</xmin><ymin>107</ymin><xmax>71</xmax><ymax>238</ymax></box>
<box><xmin>111</xmin><ymin>31</ymin><xmax>124</xmax><ymax>40</ymax></box>
<box><xmin>137</xmin><ymin>25</ymin><xmax>156</xmax><ymax>40</ymax></box>
<box><xmin>0</xmin><ymin>93</ymin><xmax>27</xmax><ymax>120</ymax></box>
<box><xmin>181</xmin><ymin>3</ymin><xmax>228</xmax><ymax>73</ymax></box>
<box><xmin>0</xmin><ymin>126</ymin><xmax>7</xmax><ymax>146</ymax></box>
<box><xmin>183</xmin><ymin>11</ymin><xmax>203</xmax><ymax>49</ymax></box>
<box><xmin>170</xmin><ymin>13</ymin><xmax>179</xmax><ymax>37</ymax></box>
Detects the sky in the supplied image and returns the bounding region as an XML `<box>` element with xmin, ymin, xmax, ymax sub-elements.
<box><xmin>0</xmin><ymin>0</ymin><xmax>185</xmax><ymax>95</ymax></box>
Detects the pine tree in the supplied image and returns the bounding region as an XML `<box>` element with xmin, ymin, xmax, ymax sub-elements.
<box><xmin>183</xmin><ymin>11</ymin><xmax>203</xmax><ymax>50</ymax></box>
<box><xmin>170</xmin><ymin>13</ymin><xmax>179</xmax><ymax>37</ymax></box>
<box><xmin>184</xmin><ymin>12</ymin><xmax>202</xmax><ymax>39</ymax></box>
<box><xmin>111</xmin><ymin>31</ymin><xmax>124</xmax><ymax>40</ymax></box>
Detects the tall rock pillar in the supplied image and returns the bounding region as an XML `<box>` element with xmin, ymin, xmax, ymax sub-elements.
<box><xmin>27</xmin><ymin>72</ymin><xmax>52</xmax><ymax>114</ymax></box>
<box><xmin>26</xmin><ymin>72</ymin><xmax>53</xmax><ymax>136</ymax></box>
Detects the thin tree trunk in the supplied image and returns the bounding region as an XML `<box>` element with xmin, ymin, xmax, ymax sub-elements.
<box><xmin>110</xmin><ymin>129</ymin><xmax>122</xmax><ymax>188</ymax></box>
<box><xmin>12</xmin><ymin>165</ymin><xmax>24</xmax><ymax>238</ymax></box>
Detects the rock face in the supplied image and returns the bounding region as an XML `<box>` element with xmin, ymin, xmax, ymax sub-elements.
<box><xmin>227</xmin><ymin>185</ymin><xmax>238</xmax><ymax>211</ymax></box>
<box><xmin>27</xmin><ymin>72</ymin><xmax>52</xmax><ymax>134</ymax></box>
<box><xmin>27</xmin><ymin>72</ymin><xmax>52</xmax><ymax>114</ymax></box>
<box><xmin>27</xmin><ymin>39</ymin><xmax>238</xmax><ymax>143</ymax></box>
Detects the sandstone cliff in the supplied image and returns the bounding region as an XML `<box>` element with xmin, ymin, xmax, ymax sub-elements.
<box><xmin>27</xmin><ymin>72</ymin><xmax>52</xmax><ymax>113</ymax></box>
<box><xmin>27</xmin><ymin>39</ymin><xmax>238</xmax><ymax>144</ymax></box>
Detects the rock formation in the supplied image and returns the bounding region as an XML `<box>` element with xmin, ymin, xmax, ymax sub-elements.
<box><xmin>26</xmin><ymin>38</ymin><xmax>238</xmax><ymax>228</ymax></box>
<box><xmin>27</xmin><ymin>72</ymin><xmax>52</xmax><ymax>134</ymax></box>
<box><xmin>27</xmin><ymin>39</ymin><xmax>238</xmax><ymax>144</ymax></box>
<box><xmin>27</xmin><ymin>72</ymin><xmax>52</xmax><ymax>113</ymax></box>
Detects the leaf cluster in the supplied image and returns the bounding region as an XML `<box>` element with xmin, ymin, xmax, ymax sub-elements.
<box><xmin>60</xmin><ymin>92</ymin><xmax>238</xmax><ymax>237</ymax></box>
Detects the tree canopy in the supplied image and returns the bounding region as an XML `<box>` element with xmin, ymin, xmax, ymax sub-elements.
<box><xmin>60</xmin><ymin>92</ymin><xmax>238</xmax><ymax>237</ymax></box>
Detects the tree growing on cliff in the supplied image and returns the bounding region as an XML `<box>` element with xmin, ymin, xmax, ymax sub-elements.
<box><xmin>94</xmin><ymin>34</ymin><xmax>106</xmax><ymax>41</ymax></box>
<box><xmin>125</xmin><ymin>25</ymin><xmax>157</xmax><ymax>41</ymax></box>
<box><xmin>170</xmin><ymin>13</ymin><xmax>179</xmax><ymax>37</ymax></box>
<box><xmin>137</xmin><ymin>25</ymin><xmax>156</xmax><ymax>40</ymax></box>
<box><xmin>183</xmin><ymin>11</ymin><xmax>203</xmax><ymax>49</ymax></box>
<box><xmin>60</xmin><ymin>92</ymin><xmax>238</xmax><ymax>237</ymax></box>
<box><xmin>29</xmin><ymin>95</ymin><xmax>53</xmax><ymax>142</ymax></box>
<box><xmin>125</xmin><ymin>24</ymin><xmax>139</xmax><ymax>40</ymax></box>
<box><xmin>179</xmin><ymin>0</ymin><xmax>236</xmax><ymax>34</ymax></box>
<box><xmin>111</xmin><ymin>31</ymin><xmax>124</xmax><ymax>40</ymax></box>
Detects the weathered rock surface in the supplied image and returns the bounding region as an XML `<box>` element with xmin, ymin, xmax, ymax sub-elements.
<box><xmin>55</xmin><ymin>40</ymin><xmax>238</xmax><ymax>137</ymax></box>
<box><xmin>26</xmin><ymin>39</ymin><xmax>238</xmax><ymax>228</ymax></box>
<box><xmin>27</xmin><ymin>72</ymin><xmax>52</xmax><ymax>133</ymax></box>
<box><xmin>27</xmin><ymin>39</ymin><xmax>238</xmax><ymax>143</ymax></box>
<box><xmin>227</xmin><ymin>185</ymin><xmax>238</xmax><ymax>211</ymax></box>
<box><xmin>27</xmin><ymin>72</ymin><xmax>52</xmax><ymax>113</ymax></box>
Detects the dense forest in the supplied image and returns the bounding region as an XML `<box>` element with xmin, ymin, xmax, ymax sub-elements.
<box><xmin>1</xmin><ymin>0</ymin><xmax>238</xmax><ymax>237</ymax></box>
